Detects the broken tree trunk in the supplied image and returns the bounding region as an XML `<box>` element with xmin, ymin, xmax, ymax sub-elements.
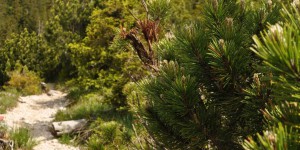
<box><xmin>51</xmin><ymin>119</ymin><xmax>87</xmax><ymax>136</ymax></box>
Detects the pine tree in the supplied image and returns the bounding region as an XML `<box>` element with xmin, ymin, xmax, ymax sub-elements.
<box><xmin>126</xmin><ymin>0</ymin><xmax>283</xmax><ymax>149</ymax></box>
<box><xmin>67</xmin><ymin>0</ymin><xmax>145</xmax><ymax>108</ymax></box>
<box><xmin>244</xmin><ymin>1</ymin><xmax>300</xmax><ymax>149</ymax></box>
<box><xmin>0</xmin><ymin>28</ymin><xmax>56</xmax><ymax>79</ymax></box>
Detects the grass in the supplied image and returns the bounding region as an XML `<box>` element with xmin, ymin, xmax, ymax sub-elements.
<box><xmin>0</xmin><ymin>88</ymin><xmax>20</xmax><ymax>113</ymax></box>
<box><xmin>10</xmin><ymin>127</ymin><xmax>36</xmax><ymax>150</ymax></box>
<box><xmin>58</xmin><ymin>134</ymin><xmax>73</xmax><ymax>145</ymax></box>
<box><xmin>54</xmin><ymin>89</ymin><xmax>146</xmax><ymax>149</ymax></box>
<box><xmin>54</xmin><ymin>92</ymin><xmax>134</xmax><ymax>133</ymax></box>
<box><xmin>55</xmin><ymin>93</ymin><xmax>112</xmax><ymax>121</ymax></box>
<box><xmin>0</xmin><ymin>122</ymin><xmax>8</xmax><ymax>139</ymax></box>
<box><xmin>0</xmin><ymin>89</ymin><xmax>35</xmax><ymax>150</ymax></box>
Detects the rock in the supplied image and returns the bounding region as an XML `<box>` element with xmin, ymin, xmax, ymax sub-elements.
<box><xmin>51</xmin><ymin>119</ymin><xmax>87</xmax><ymax>136</ymax></box>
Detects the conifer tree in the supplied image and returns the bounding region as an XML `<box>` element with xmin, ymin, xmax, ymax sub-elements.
<box><xmin>0</xmin><ymin>28</ymin><xmax>56</xmax><ymax>79</ymax></box>
<box><xmin>126</xmin><ymin>0</ymin><xmax>282</xmax><ymax>149</ymax></box>
<box><xmin>244</xmin><ymin>1</ymin><xmax>300</xmax><ymax>149</ymax></box>
<box><xmin>68</xmin><ymin>0</ymin><xmax>144</xmax><ymax>108</ymax></box>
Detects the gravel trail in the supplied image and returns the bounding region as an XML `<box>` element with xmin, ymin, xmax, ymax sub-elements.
<box><xmin>3</xmin><ymin>90</ymin><xmax>79</xmax><ymax>150</ymax></box>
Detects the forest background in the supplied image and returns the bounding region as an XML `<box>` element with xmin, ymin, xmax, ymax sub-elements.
<box><xmin>0</xmin><ymin>0</ymin><xmax>300</xmax><ymax>149</ymax></box>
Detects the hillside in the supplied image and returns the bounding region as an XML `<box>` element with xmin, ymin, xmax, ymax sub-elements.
<box><xmin>0</xmin><ymin>0</ymin><xmax>300</xmax><ymax>149</ymax></box>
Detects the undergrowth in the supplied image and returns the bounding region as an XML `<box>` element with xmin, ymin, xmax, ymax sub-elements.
<box><xmin>55</xmin><ymin>93</ymin><xmax>112</xmax><ymax>121</ymax></box>
<box><xmin>0</xmin><ymin>88</ymin><xmax>20</xmax><ymax>113</ymax></box>
<box><xmin>10</xmin><ymin>127</ymin><xmax>36</xmax><ymax>150</ymax></box>
<box><xmin>54</xmin><ymin>90</ymin><xmax>149</xmax><ymax>149</ymax></box>
<box><xmin>58</xmin><ymin>134</ymin><xmax>73</xmax><ymax>145</ymax></box>
<box><xmin>86</xmin><ymin>119</ymin><xmax>131</xmax><ymax>149</ymax></box>
<box><xmin>7</xmin><ymin>64</ymin><xmax>42</xmax><ymax>95</ymax></box>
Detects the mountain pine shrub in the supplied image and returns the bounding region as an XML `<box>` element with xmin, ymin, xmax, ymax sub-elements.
<box><xmin>244</xmin><ymin>1</ymin><xmax>300</xmax><ymax>149</ymax></box>
<box><xmin>127</xmin><ymin>0</ymin><xmax>285</xmax><ymax>149</ymax></box>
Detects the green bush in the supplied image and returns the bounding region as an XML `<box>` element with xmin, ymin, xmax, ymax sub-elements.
<box><xmin>3</xmin><ymin>28</ymin><xmax>59</xmax><ymax>79</ymax></box>
<box><xmin>131</xmin><ymin>0</ymin><xmax>282</xmax><ymax>149</ymax></box>
<box><xmin>99</xmin><ymin>121</ymin><xmax>118</xmax><ymax>144</ymax></box>
<box><xmin>243</xmin><ymin>3</ymin><xmax>300</xmax><ymax>149</ymax></box>
<box><xmin>86</xmin><ymin>134</ymin><xmax>105</xmax><ymax>150</ymax></box>
<box><xmin>86</xmin><ymin>119</ymin><xmax>132</xmax><ymax>150</ymax></box>
<box><xmin>7</xmin><ymin>64</ymin><xmax>42</xmax><ymax>95</ymax></box>
<box><xmin>10</xmin><ymin>127</ymin><xmax>36</xmax><ymax>150</ymax></box>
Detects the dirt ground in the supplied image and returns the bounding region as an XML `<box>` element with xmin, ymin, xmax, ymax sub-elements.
<box><xmin>3</xmin><ymin>90</ymin><xmax>79</xmax><ymax>150</ymax></box>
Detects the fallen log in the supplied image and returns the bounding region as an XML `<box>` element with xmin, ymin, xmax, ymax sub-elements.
<box><xmin>51</xmin><ymin>119</ymin><xmax>87</xmax><ymax>136</ymax></box>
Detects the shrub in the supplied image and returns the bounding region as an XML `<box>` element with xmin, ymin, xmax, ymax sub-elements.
<box><xmin>98</xmin><ymin>121</ymin><xmax>118</xmax><ymax>144</ymax></box>
<box><xmin>2</xmin><ymin>28</ymin><xmax>59</xmax><ymax>80</ymax></box>
<box><xmin>86</xmin><ymin>134</ymin><xmax>105</xmax><ymax>150</ymax></box>
<box><xmin>86</xmin><ymin>119</ymin><xmax>132</xmax><ymax>150</ymax></box>
<box><xmin>7</xmin><ymin>64</ymin><xmax>42</xmax><ymax>95</ymax></box>
<box><xmin>130</xmin><ymin>0</ymin><xmax>282</xmax><ymax>149</ymax></box>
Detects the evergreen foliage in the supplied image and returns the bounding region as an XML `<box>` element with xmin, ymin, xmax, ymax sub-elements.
<box><xmin>0</xmin><ymin>0</ymin><xmax>51</xmax><ymax>43</ymax></box>
<box><xmin>244</xmin><ymin>2</ymin><xmax>300</xmax><ymax>149</ymax></box>
<box><xmin>67</xmin><ymin>0</ymin><xmax>145</xmax><ymax>108</ymax></box>
<box><xmin>1</xmin><ymin>29</ymin><xmax>56</xmax><ymax>77</ymax></box>
<box><xmin>2</xmin><ymin>0</ymin><xmax>300</xmax><ymax>149</ymax></box>
<box><xmin>134</xmin><ymin>0</ymin><xmax>283</xmax><ymax>149</ymax></box>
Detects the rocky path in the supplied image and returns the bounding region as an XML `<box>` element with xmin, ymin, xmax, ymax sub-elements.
<box><xmin>3</xmin><ymin>90</ymin><xmax>79</xmax><ymax>150</ymax></box>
